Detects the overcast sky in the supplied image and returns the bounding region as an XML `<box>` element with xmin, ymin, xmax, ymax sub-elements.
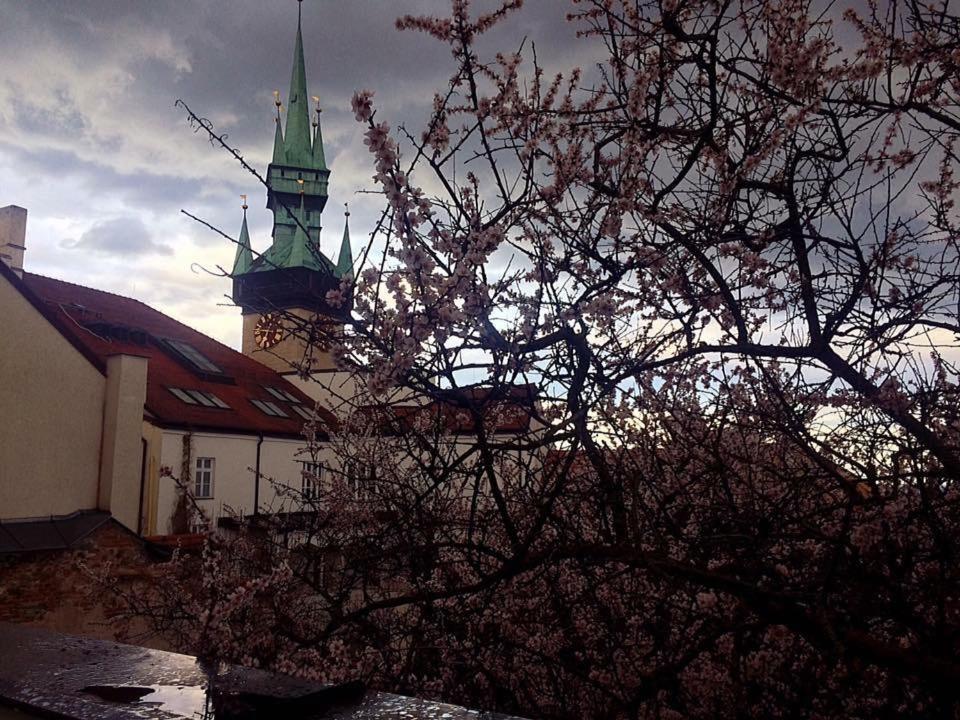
<box><xmin>0</xmin><ymin>0</ymin><xmax>579</xmax><ymax>347</ymax></box>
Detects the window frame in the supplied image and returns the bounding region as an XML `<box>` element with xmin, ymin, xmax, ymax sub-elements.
<box><xmin>301</xmin><ymin>461</ymin><xmax>324</xmax><ymax>501</ymax></box>
<box><xmin>168</xmin><ymin>387</ymin><xmax>231</xmax><ymax>409</ymax></box>
<box><xmin>194</xmin><ymin>456</ymin><xmax>215</xmax><ymax>499</ymax></box>
<box><xmin>251</xmin><ymin>398</ymin><xmax>289</xmax><ymax>418</ymax></box>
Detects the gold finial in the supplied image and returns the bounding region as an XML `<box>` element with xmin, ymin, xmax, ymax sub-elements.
<box><xmin>241</xmin><ymin>194</ymin><xmax>248</xmax><ymax>210</ymax></box>
<box><xmin>297</xmin><ymin>178</ymin><xmax>305</xmax><ymax>195</ymax></box>
<box><xmin>273</xmin><ymin>90</ymin><xmax>281</xmax><ymax>108</ymax></box>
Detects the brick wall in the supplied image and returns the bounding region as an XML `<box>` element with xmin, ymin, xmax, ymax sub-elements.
<box><xmin>0</xmin><ymin>521</ymin><xmax>167</xmax><ymax>647</ymax></box>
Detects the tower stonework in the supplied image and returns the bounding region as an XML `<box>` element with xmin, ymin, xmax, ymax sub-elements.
<box><xmin>231</xmin><ymin>4</ymin><xmax>353</xmax><ymax>385</ymax></box>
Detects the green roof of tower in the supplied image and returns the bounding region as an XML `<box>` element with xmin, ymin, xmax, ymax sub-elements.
<box><xmin>282</xmin><ymin>4</ymin><xmax>313</xmax><ymax>167</ymax></box>
<box><xmin>232</xmin><ymin>204</ymin><xmax>254</xmax><ymax>275</ymax></box>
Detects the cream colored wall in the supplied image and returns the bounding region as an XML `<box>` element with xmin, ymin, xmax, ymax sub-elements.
<box><xmin>141</xmin><ymin>421</ymin><xmax>164</xmax><ymax>535</ymax></box>
<box><xmin>0</xmin><ymin>205</ymin><xmax>27</xmax><ymax>278</ymax></box>
<box><xmin>287</xmin><ymin>370</ymin><xmax>357</xmax><ymax>412</ymax></box>
<box><xmin>0</xmin><ymin>274</ymin><xmax>105</xmax><ymax>520</ymax></box>
<box><xmin>155</xmin><ymin>429</ymin><xmax>330</xmax><ymax>533</ymax></box>
<box><xmin>99</xmin><ymin>354</ymin><xmax>148</xmax><ymax>532</ymax></box>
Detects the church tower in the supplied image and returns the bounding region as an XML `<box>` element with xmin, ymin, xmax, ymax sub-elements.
<box><xmin>232</xmin><ymin>1</ymin><xmax>353</xmax><ymax>378</ymax></box>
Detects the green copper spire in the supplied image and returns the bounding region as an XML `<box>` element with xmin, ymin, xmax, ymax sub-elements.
<box><xmin>283</xmin><ymin>3</ymin><xmax>313</xmax><ymax>167</ymax></box>
<box><xmin>232</xmin><ymin>200</ymin><xmax>254</xmax><ymax>275</ymax></box>
<box><xmin>311</xmin><ymin>105</ymin><xmax>327</xmax><ymax>170</ymax></box>
<box><xmin>272</xmin><ymin>113</ymin><xmax>286</xmax><ymax>165</ymax></box>
<box><xmin>255</xmin><ymin>2</ymin><xmax>333</xmax><ymax>276</ymax></box>
<box><xmin>287</xmin><ymin>192</ymin><xmax>312</xmax><ymax>268</ymax></box>
<box><xmin>336</xmin><ymin>205</ymin><xmax>353</xmax><ymax>279</ymax></box>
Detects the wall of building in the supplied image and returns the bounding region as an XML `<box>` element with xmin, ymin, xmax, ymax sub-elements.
<box><xmin>154</xmin><ymin>429</ymin><xmax>330</xmax><ymax>533</ymax></box>
<box><xmin>0</xmin><ymin>522</ymin><xmax>164</xmax><ymax>647</ymax></box>
<box><xmin>0</xmin><ymin>205</ymin><xmax>27</xmax><ymax>277</ymax></box>
<box><xmin>0</xmin><ymin>274</ymin><xmax>106</xmax><ymax>520</ymax></box>
<box><xmin>241</xmin><ymin>308</ymin><xmax>340</xmax><ymax>374</ymax></box>
<box><xmin>99</xmin><ymin>354</ymin><xmax>149</xmax><ymax>532</ymax></box>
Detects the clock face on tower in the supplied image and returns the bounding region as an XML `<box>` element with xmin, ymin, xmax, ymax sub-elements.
<box><xmin>254</xmin><ymin>313</ymin><xmax>284</xmax><ymax>349</ymax></box>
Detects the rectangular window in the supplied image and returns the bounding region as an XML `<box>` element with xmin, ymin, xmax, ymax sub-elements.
<box><xmin>301</xmin><ymin>461</ymin><xmax>324</xmax><ymax>501</ymax></box>
<box><xmin>169</xmin><ymin>388</ymin><xmax>230</xmax><ymax>409</ymax></box>
<box><xmin>263</xmin><ymin>385</ymin><xmax>301</xmax><ymax>403</ymax></box>
<box><xmin>251</xmin><ymin>399</ymin><xmax>289</xmax><ymax>418</ymax></box>
<box><xmin>194</xmin><ymin>457</ymin><xmax>214</xmax><ymax>498</ymax></box>
<box><xmin>345</xmin><ymin>462</ymin><xmax>375</xmax><ymax>499</ymax></box>
<box><xmin>161</xmin><ymin>339</ymin><xmax>223</xmax><ymax>374</ymax></box>
<box><xmin>291</xmin><ymin>405</ymin><xmax>314</xmax><ymax>420</ymax></box>
<box><xmin>169</xmin><ymin>387</ymin><xmax>198</xmax><ymax>404</ymax></box>
<box><xmin>189</xmin><ymin>518</ymin><xmax>210</xmax><ymax>534</ymax></box>
<box><xmin>187</xmin><ymin>390</ymin><xmax>217</xmax><ymax>407</ymax></box>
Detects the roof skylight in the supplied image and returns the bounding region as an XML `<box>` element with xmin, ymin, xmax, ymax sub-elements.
<box><xmin>291</xmin><ymin>405</ymin><xmax>315</xmax><ymax>420</ymax></box>
<box><xmin>251</xmin><ymin>399</ymin><xmax>289</xmax><ymax>418</ymax></box>
<box><xmin>161</xmin><ymin>339</ymin><xmax>223</xmax><ymax>375</ymax></box>
<box><xmin>263</xmin><ymin>385</ymin><xmax>301</xmax><ymax>403</ymax></box>
<box><xmin>168</xmin><ymin>387</ymin><xmax>231</xmax><ymax>409</ymax></box>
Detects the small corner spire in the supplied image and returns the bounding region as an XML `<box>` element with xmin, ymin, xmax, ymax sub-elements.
<box><xmin>271</xmin><ymin>92</ymin><xmax>285</xmax><ymax>164</ymax></box>
<box><xmin>311</xmin><ymin>96</ymin><xmax>327</xmax><ymax>170</ymax></box>
<box><xmin>336</xmin><ymin>202</ymin><xmax>353</xmax><ymax>280</ymax></box>
<box><xmin>232</xmin><ymin>195</ymin><xmax>254</xmax><ymax>276</ymax></box>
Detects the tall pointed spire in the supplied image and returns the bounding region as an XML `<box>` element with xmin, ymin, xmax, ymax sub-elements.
<box><xmin>311</xmin><ymin>99</ymin><xmax>327</xmax><ymax>170</ymax></box>
<box><xmin>336</xmin><ymin>204</ymin><xmax>353</xmax><ymax>279</ymax></box>
<box><xmin>288</xmin><ymin>188</ymin><xmax>312</xmax><ymax>268</ymax></box>
<box><xmin>283</xmin><ymin>0</ymin><xmax>313</xmax><ymax>166</ymax></box>
<box><xmin>232</xmin><ymin>197</ymin><xmax>254</xmax><ymax>275</ymax></box>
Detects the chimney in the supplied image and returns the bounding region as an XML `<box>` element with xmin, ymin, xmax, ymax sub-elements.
<box><xmin>0</xmin><ymin>205</ymin><xmax>27</xmax><ymax>278</ymax></box>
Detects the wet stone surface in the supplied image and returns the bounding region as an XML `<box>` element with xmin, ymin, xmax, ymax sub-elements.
<box><xmin>0</xmin><ymin>624</ymin><xmax>527</xmax><ymax>719</ymax></box>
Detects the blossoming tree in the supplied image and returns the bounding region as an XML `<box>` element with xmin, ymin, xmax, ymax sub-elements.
<box><xmin>114</xmin><ymin>0</ymin><xmax>960</xmax><ymax>717</ymax></box>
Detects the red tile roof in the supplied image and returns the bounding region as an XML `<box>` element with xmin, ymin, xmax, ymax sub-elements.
<box><xmin>18</xmin><ymin>271</ymin><xmax>330</xmax><ymax>438</ymax></box>
<box><xmin>361</xmin><ymin>384</ymin><xmax>539</xmax><ymax>435</ymax></box>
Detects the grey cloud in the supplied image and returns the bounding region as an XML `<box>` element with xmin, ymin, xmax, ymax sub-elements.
<box><xmin>64</xmin><ymin>216</ymin><xmax>172</xmax><ymax>256</ymax></box>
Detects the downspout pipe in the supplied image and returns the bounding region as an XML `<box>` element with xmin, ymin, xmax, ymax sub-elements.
<box><xmin>137</xmin><ymin>437</ymin><xmax>147</xmax><ymax>536</ymax></box>
<box><xmin>254</xmin><ymin>433</ymin><xmax>264</xmax><ymax>516</ymax></box>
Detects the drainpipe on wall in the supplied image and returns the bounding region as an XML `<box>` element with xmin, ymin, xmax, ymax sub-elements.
<box><xmin>137</xmin><ymin>438</ymin><xmax>147</xmax><ymax>536</ymax></box>
<box><xmin>254</xmin><ymin>433</ymin><xmax>264</xmax><ymax>516</ymax></box>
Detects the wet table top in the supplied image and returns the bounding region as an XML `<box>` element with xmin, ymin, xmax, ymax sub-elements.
<box><xmin>0</xmin><ymin>623</ymin><xmax>526</xmax><ymax>720</ymax></box>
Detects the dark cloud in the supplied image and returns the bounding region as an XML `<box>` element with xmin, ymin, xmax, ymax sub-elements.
<box><xmin>64</xmin><ymin>216</ymin><xmax>172</xmax><ymax>256</ymax></box>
